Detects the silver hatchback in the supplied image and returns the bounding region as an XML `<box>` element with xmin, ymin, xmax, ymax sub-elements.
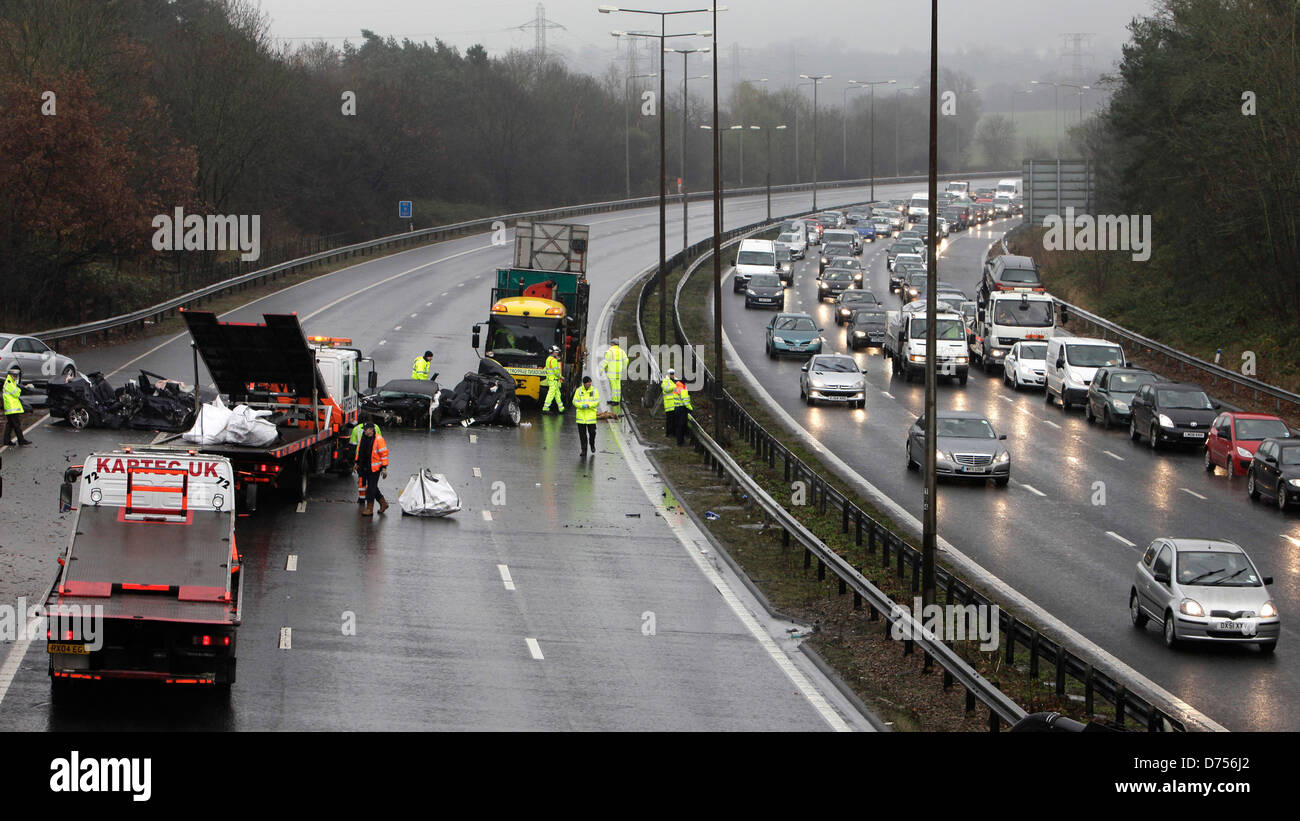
<box><xmin>1130</xmin><ymin>538</ymin><xmax>1279</xmax><ymax>653</ymax></box>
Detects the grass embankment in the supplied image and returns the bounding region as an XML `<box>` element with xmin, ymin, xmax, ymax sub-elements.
<box><xmin>1003</xmin><ymin>225</ymin><xmax>1300</xmax><ymax>424</ymax></box>
<box><xmin>609</xmin><ymin>241</ymin><xmax>1118</xmax><ymax>731</ymax></box>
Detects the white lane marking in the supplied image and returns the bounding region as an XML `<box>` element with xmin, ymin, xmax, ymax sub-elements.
<box><xmin>1103</xmin><ymin>450</ymin><xmax>1125</xmax><ymax>461</ymax></box>
<box><xmin>469</xmin><ymin>434</ymin><xmax>478</xmax><ymax>443</ymax></box>
<box><xmin>295</xmin><ymin>501</ymin><xmax>307</xmax><ymax>513</ymax></box>
<box><xmin>410</xmin><ymin>313</ymin><xmax>418</xmax><ymax>318</ymax></box>
<box><xmin>1066</xmin><ymin>456</ymin><xmax>1079</xmax><ymax>464</ymax></box>
<box><xmin>286</xmin><ymin>555</ymin><xmax>298</xmax><ymax>571</ymax></box>
<box><xmin>482</xmin><ymin>510</ymin><xmax>493</xmax><ymax>521</ymax></box>
<box><xmin>279</xmin><ymin>627</ymin><xmax>293</xmax><ymax>649</ymax></box>
<box><xmin>1282</xmin><ymin>534</ymin><xmax>1300</xmax><ymax>547</ymax></box>
<box><xmin>498</xmin><ymin>564</ymin><xmax>516</xmax><ymax>591</ymax></box>
<box><xmin>1106</xmin><ymin>531</ymin><xmax>1136</xmax><ymax>547</ymax></box>
<box><xmin>441</xmin><ymin>292</ymin><xmax>449</xmax><ymax>297</ymax></box>
<box><xmin>881</xmin><ymin>391</ymin><xmax>894</xmax><ymax>400</ymax></box>
<box><xmin>0</xmin><ymin>617</ymin><xmax>41</xmax><ymax>706</ymax></box>
<box><xmin>525</xmin><ymin>638</ymin><xmax>544</xmax><ymax>660</ymax></box>
<box><xmin>457</xmin><ymin>282</ymin><xmax>465</xmax><ymax>287</ymax></box>
<box><xmin>1042</xmin><ymin>419</ymin><xmax>1061</xmax><ymax>429</ymax></box>
<box><xmin>1019</xmin><ymin>483</ymin><xmax>1046</xmax><ymax>497</ymax></box>
<box><xmin>378</xmin><ymin>340</ymin><xmax>387</xmax><ymax>346</ymax></box>
<box><xmin>426</xmin><ymin>302</ymin><xmax>433</xmax><ymax>306</ymax></box>
<box><xmin>1018</xmin><ymin>406</ymin><xmax>1031</xmax><ymax>414</ymax></box>
<box><xmin>1000</xmin><ymin>394</ymin><xmax>1014</xmax><ymax>403</ymax></box>
<box><xmin>1180</xmin><ymin>488</ymin><xmax>1207</xmax><ymax>500</ymax></box>
<box><xmin>472</xmin><ymin>467</ymin><xmax>482</xmax><ymax>478</ymax></box>
<box><xmin>393</xmin><ymin>325</ymin><xmax>402</xmax><ymax>331</ymax></box>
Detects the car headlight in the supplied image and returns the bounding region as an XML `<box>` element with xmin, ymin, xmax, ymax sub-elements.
<box><xmin>997</xmin><ymin>450</ymin><xmax>1010</xmax><ymax>463</ymax></box>
<box><xmin>1289</xmin><ymin>478</ymin><xmax>1300</xmax><ymax>488</ymax></box>
<box><xmin>1111</xmin><ymin>400</ymin><xmax>1129</xmax><ymax>412</ymax></box>
<box><xmin>909</xmin><ymin>354</ymin><xmax>925</xmax><ymax>362</ymax></box>
<box><xmin>746</xmin><ymin>289</ymin><xmax>756</xmax><ymax>296</ymax></box>
<box><xmin>1158</xmin><ymin>413</ymin><xmax>1176</xmax><ymax>428</ymax></box>
<box><xmin>1179</xmin><ymin>598</ymin><xmax>1205</xmax><ymax>617</ymax></box>
<box><xmin>854</xmin><ymin>331</ymin><xmax>866</xmax><ymax>337</ymax></box>
<box><xmin>840</xmin><ymin>308</ymin><xmax>851</xmax><ymax>315</ymax></box>
<box><xmin>955</xmin><ymin>356</ymin><xmax>968</xmax><ymax>364</ymax></box>
<box><xmin>938</xmin><ymin>450</ymin><xmax>954</xmax><ymax>463</ymax></box>
<box><xmin>991</xmin><ymin>348</ymin><xmax>1005</xmax><ymax>357</ymax></box>
<box><xmin>1261</xmin><ymin>600</ymin><xmax>1278</xmax><ymax>618</ymax></box>
<box><xmin>1236</xmin><ymin>446</ymin><xmax>1254</xmax><ymax>459</ymax></box>
<box><xmin>773</xmin><ymin>336</ymin><xmax>786</xmax><ymax>344</ymax></box>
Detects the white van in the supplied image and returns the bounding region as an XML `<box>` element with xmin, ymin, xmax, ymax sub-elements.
<box><xmin>732</xmin><ymin>239</ymin><xmax>781</xmax><ymax>293</ymax></box>
<box><xmin>822</xmin><ymin>228</ymin><xmax>861</xmax><ymax>255</ymax></box>
<box><xmin>945</xmin><ymin>180</ymin><xmax>970</xmax><ymax>197</ymax></box>
<box><xmin>1045</xmin><ymin>336</ymin><xmax>1127</xmax><ymax>409</ymax></box>
<box><xmin>996</xmin><ymin>178</ymin><xmax>1020</xmax><ymax>198</ymax></box>
<box><xmin>907</xmin><ymin>192</ymin><xmax>929</xmax><ymax>223</ymax></box>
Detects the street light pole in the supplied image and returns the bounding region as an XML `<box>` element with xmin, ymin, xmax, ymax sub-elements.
<box><xmin>800</xmin><ymin>73</ymin><xmax>830</xmax><ymax>211</ymax></box>
<box><xmin>894</xmin><ymin>85</ymin><xmax>918</xmax><ymax>177</ymax></box>
<box><xmin>1011</xmin><ymin>88</ymin><xmax>1032</xmax><ymax>155</ymax></box>
<box><xmin>922</xmin><ymin>0</ymin><xmax>939</xmax><ymax>609</ymax></box>
<box><xmin>857</xmin><ymin>79</ymin><xmax>895</xmax><ymax>200</ymax></box>
<box><xmin>604</xmin><ymin>7</ymin><xmax>715</xmax><ymax>349</ymax></box>
<box><xmin>624</xmin><ymin>71</ymin><xmax>657</xmax><ymax>199</ymax></box>
<box><xmin>749</xmin><ymin>124</ymin><xmax>784</xmax><ymax>220</ymax></box>
<box><xmin>710</xmin><ymin>2</ymin><xmax>723</xmax><ymax>441</ymax></box>
<box><xmin>1032</xmin><ymin>80</ymin><xmax>1062</xmax><ymax>159</ymax></box>
<box><xmin>667</xmin><ymin>45</ymin><xmax>710</xmax><ymax>253</ymax></box>
<box><xmin>842</xmin><ymin>81</ymin><xmax>865</xmax><ymax>179</ymax></box>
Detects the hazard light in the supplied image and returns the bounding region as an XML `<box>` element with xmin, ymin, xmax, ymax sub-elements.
<box><xmin>491</xmin><ymin>303</ymin><xmax>508</xmax><ymax>313</ymax></box>
<box><xmin>544</xmin><ymin>306</ymin><xmax>564</xmax><ymax>316</ymax></box>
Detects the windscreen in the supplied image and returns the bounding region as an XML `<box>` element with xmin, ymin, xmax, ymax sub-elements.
<box><xmin>1235</xmin><ymin>419</ymin><xmax>1291</xmax><ymax>440</ymax></box>
<box><xmin>1018</xmin><ymin>343</ymin><xmax>1048</xmax><ymax>360</ymax></box>
<box><xmin>812</xmin><ymin>357</ymin><xmax>857</xmax><ymax>373</ymax></box>
<box><xmin>737</xmin><ymin>250</ymin><xmax>776</xmax><ymax>267</ymax></box>
<box><xmin>998</xmin><ymin>265</ymin><xmax>1040</xmax><ymax>284</ymax></box>
<box><xmin>1176</xmin><ymin>551</ymin><xmax>1261</xmax><ymax>587</ymax></box>
<box><xmin>776</xmin><ymin>316</ymin><xmax>815</xmax><ymax>332</ymax></box>
<box><xmin>1157</xmin><ymin>389</ymin><xmax>1213</xmax><ymax>410</ymax></box>
<box><xmin>1066</xmin><ymin>344</ymin><xmax>1124</xmax><ymax>368</ymax></box>
<box><xmin>486</xmin><ymin>317</ymin><xmax>558</xmax><ymax>366</ymax></box>
<box><xmin>910</xmin><ymin>318</ymin><xmax>965</xmax><ymax>340</ymax></box>
<box><xmin>992</xmin><ymin>300</ymin><xmax>1053</xmax><ymax>327</ymax></box>
<box><xmin>936</xmin><ymin>417</ymin><xmax>995</xmax><ymax>438</ymax></box>
<box><xmin>1109</xmin><ymin>372</ymin><xmax>1150</xmax><ymax>392</ymax></box>
<box><xmin>750</xmin><ymin>274</ymin><xmax>780</xmax><ymax>287</ymax></box>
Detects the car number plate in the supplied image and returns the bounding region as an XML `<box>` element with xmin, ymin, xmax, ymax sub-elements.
<box><xmin>960</xmin><ymin>465</ymin><xmax>988</xmax><ymax>474</ymax></box>
<box><xmin>47</xmin><ymin>643</ymin><xmax>88</xmax><ymax>655</ymax></box>
<box><xmin>1214</xmin><ymin>620</ymin><xmax>1256</xmax><ymax>635</ymax></box>
<box><xmin>1183</xmin><ymin>432</ymin><xmax>1206</xmax><ymax>439</ymax></box>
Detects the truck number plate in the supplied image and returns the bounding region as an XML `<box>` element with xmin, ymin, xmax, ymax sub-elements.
<box><xmin>47</xmin><ymin>643</ymin><xmax>88</xmax><ymax>655</ymax></box>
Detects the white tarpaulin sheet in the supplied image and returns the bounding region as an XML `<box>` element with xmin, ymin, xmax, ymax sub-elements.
<box><xmin>398</xmin><ymin>469</ymin><xmax>461</xmax><ymax>517</ymax></box>
<box><xmin>183</xmin><ymin>397</ymin><xmax>278</xmax><ymax>447</ymax></box>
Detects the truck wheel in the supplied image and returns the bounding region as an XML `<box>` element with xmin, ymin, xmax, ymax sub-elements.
<box><xmin>298</xmin><ymin>468</ymin><xmax>309</xmax><ymax>503</ymax></box>
<box><xmin>959</xmin><ymin>372</ymin><xmax>968</xmax><ymax>386</ymax></box>
<box><xmin>67</xmin><ymin>403</ymin><xmax>91</xmax><ymax>430</ymax></box>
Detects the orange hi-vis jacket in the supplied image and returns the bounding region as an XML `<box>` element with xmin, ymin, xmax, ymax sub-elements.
<box><xmin>354</xmin><ymin>433</ymin><xmax>390</xmax><ymax>473</ymax></box>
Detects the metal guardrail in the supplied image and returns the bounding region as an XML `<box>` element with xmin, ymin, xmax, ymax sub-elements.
<box><xmin>32</xmin><ymin>170</ymin><xmax>1018</xmax><ymax>346</ymax></box>
<box><xmin>631</xmin><ymin>209</ymin><xmax>1187</xmax><ymax>731</ymax></box>
<box><xmin>991</xmin><ymin>232</ymin><xmax>1300</xmax><ymax>414</ymax></box>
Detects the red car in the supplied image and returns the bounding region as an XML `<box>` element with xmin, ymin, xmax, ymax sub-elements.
<box><xmin>1205</xmin><ymin>411</ymin><xmax>1294</xmax><ymax>476</ymax></box>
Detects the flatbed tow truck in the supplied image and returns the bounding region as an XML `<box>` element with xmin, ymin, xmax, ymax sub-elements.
<box><xmin>181</xmin><ymin>310</ymin><xmax>374</xmax><ymax>510</ymax></box>
<box><xmin>44</xmin><ymin>448</ymin><xmax>241</xmax><ymax>694</ymax></box>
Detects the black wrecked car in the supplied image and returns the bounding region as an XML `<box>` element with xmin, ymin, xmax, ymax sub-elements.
<box><xmin>360</xmin><ymin>358</ymin><xmax>520</xmax><ymax>428</ymax></box>
<box><xmin>46</xmin><ymin>370</ymin><xmax>213</xmax><ymax>431</ymax></box>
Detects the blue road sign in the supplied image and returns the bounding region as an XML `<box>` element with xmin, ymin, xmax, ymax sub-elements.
<box><xmin>398</xmin><ymin>200</ymin><xmax>413</xmax><ymax>219</ymax></box>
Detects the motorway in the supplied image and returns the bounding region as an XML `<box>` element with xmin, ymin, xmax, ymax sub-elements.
<box><xmin>0</xmin><ymin>181</ymin><xmax>937</xmax><ymax>731</ymax></box>
<box><xmin>714</xmin><ymin>216</ymin><xmax>1300</xmax><ymax>731</ymax></box>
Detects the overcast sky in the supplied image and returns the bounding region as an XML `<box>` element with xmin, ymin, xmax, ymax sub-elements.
<box><xmin>255</xmin><ymin>0</ymin><xmax>1159</xmax><ymax>82</ymax></box>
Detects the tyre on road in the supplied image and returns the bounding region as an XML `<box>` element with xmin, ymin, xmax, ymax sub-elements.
<box><xmin>1130</xmin><ymin>591</ymin><xmax>1148</xmax><ymax>628</ymax></box>
<box><xmin>1163</xmin><ymin>611</ymin><xmax>1180</xmax><ymax>649</ymax></box>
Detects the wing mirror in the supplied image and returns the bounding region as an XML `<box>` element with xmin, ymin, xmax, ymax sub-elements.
<box><xmin>1153</xmin><ymin>572</ymin><xmax>1170</xmax><ymax>585</ymax></box>
<box><xmin>471</xmin><ymin>324</ymin><xmax>481</xmax><ymax>351</ymax></box>
<box><xmin>998</xmin><ymin>434</ymin><xmax>1007</xmax><ymax>440</ymax></box>
<box><xmin>801</xmin><ymin>363</ymin><xmax>809</xmax><ymax>371</ymax></box>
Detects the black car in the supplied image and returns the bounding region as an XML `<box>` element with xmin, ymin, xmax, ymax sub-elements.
<box><xmin>1128</xmin><ymin>381</ymin><xmax>1220</xmax><ymax>449</ymax></box>
<box><xmin>1084</xmin><ymin>367</ymin><xmax>1159</xmax><ymax>428</ymax></box>
<box><xmin>819</xmin><ymin>243</ymin><xmax>854</xmax><ymax>273</ymax></box>
<box><xmin>847</xmin><ymin>309</ymin><xmax>887</xmax><ymax>350</ymax></box>
<box><xmin>893</xmin><ymin>261</ymin><xmax>926</xmax><ymax>293</ymax></box>
<box><xmin>46</xmin><ymin>369</ymin><xmax>212</xmax><ymax>431</ymax></box>
<box><xmin>361</xmin><ymin>357</ymin><xmax>521</xmax><ymax>428</ymax></box>
<box><xmin>1247</xmin><ymin>439</ymin><xmax>1300</xmax><ymax>510</ymax></box>
<box><xmin>744</xmin><ymin>273</ymin><xmax>786</xmax><ymax>310</ymax></box>
<box><xmin>834</xmin><ymin>290</ymin><xmax>881</xmax><ymax>325</ymax></box>
<box><xmin>360</xmin><ymin>377</ymin><xmax>444</xmax><ymax>427</ymax></box>
<box><xmin>817</xmin><ymin>269</ymin><xmax>856</xmax><ymax>301</ymax></box>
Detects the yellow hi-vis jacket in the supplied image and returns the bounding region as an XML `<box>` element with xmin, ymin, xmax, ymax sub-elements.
<box><xmin>661</xmin><ymin>376</ymin><xmax>679</xmax><ymax>412</ymax></box>
<box><xmin>3</xmin><ymin>374</ymin><xmax>23</xmax><ymax>415</ymax></box>
<box><xmin>544</xmin><ymin>355</ymin><xmax>563</xmax><ymax>385</ymax></box>
<box><xmin>602</xmin><ymin>345</ymin><xmax>628</xmax><ymax>379</ymax></box>
<box><xmin>573</xmin><ymin>385</ymin><xmax>600</xmax><ymax>424</ymax></box>
<box><xmin>411</xmin><ymin>356</ymin><xmax>431</xmax><ymax>380</ymax></box>
<box><xmin>675</xmin><ymin>382</ymin><xmax>693</xmax><ymax>412</ymax></box>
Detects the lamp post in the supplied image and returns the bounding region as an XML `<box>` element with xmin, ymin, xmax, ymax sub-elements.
<box><xmin>1010</xmin><ymin>87</ymin><xmax>1032</xmax><ymax>155</ymax></box>
<box><xmin>1031</xmin><ymin>80</ymin><xmax>1062</xmax><ymax>159</ymax></box>
<box><xmin>1057</xmin><ymin>81</ymin><xmax>1090</xmax><ymax>133</ymax></box>
<box><xmin>624</xmin><ymin>71</ymin><xmax>657</xmax><ymax>199</ymax></box>
<box><xmin>855</xmin><ymin>79</ymin><xmax>895</xmax><ymax>200</ymax></box>
<box><xmin>894</xmin><ymin>84</ymin><xmax>918</xmax><ymax>177</ymax></box>
<box><xmin>800</xmin><ymin>73</ymin><xmax>830</xmax><ymax>211</ymax></box>
<box><xmin>795</xmin><ymin>80</ymin><xmax>817</xmax><ymax>183</ymax></box>
<box><xmin>666</xmin><ymin>44</ymin><xmax>711</xmax><ymax>252</ymax></box>
<box><xmin>922</xmin><ymin>0</ymin><xmax>939</xmax><ymax>609</ymax></box>
<box><xmin>603</xmin><ymin>6</ymin><xmax>715</xmax><ymax>348</ymax></box>
<box><xmin>842</xmin><ymin>81</ymin><xmax>867</xmax><ymax>178</ymax></box>
<box><xmin>710</xmin><ymin>3</ymin><xmax>726</xmax><ymax>441</ymax></box>
<box><xmin>751</xmin><ymin>124</ymin><xmax>786</xmax><ymax>221</ymax></box>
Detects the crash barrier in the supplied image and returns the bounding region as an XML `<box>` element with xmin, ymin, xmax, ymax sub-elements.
<box><xmin>32</xmin><ymin>171</ymin><xmax>1017</xmax><ymax>346</ymax></box>
<box><xmin>633</xmin><ymin>218</ymin><xmax>1190</xmax><ymax>732</ymax></box>
<box><xmin>992</xmin><ymin>234</ymin><xmax>1300</xmax><ymax>415</ymax></box>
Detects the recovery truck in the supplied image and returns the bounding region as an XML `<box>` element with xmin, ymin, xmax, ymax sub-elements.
<box><xmin>884</xmin><ymin>301</ymin><xmax>971</xmax><ymax>385</ymax></box>
<box><xmin>44</xmin><ymin>449</ymin><xmax>241</xmax><ymax>692</ymax></box>
<box><xmin>470</xmin><ymin>221</ymin><xmax>590</xmax><ymax>403</ymax></box>
<box><xmin>181</xmin><ymin>310</ymin><xmax>375</xmax><ymax>510</ymax></box>
<box><xmin>970</xmin><ymin>290</ymin><xmax>1056</xmax><ymax>373</ymax></box>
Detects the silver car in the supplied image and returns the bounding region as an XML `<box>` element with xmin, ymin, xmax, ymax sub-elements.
<box><xmin>1003</xmin><ymin>341</ymin><xmax>1048</xmax><ymax>390</ymax></box>
<box><xmin>1130</xmin><ymin>538</ymin><xmax>1279</xmax><ymax>653</ymax></box>
<box><xmin>905</xmin><ymin>410</ymin><xmax>1010</xmax><ymax>486</ymax></box>
<box><xmin>0</xmin><ymin>334</ymin><xmax>77</xmax><ymax>385</ymax></box>
<box><xmin>800</xmin><ymin>354</ymin><xmax>866</xmax><ymax>408</ymax></box>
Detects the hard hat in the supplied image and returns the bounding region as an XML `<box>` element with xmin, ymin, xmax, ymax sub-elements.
<box><xmin>550</xmin><ymin>345</ymin><xmax>560</xmax><ymax>353</ymax></box>
<box><xmin>666</xmin><ymin>368</ymin><xmax>675</xmax><ymax>375</ymax></box>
